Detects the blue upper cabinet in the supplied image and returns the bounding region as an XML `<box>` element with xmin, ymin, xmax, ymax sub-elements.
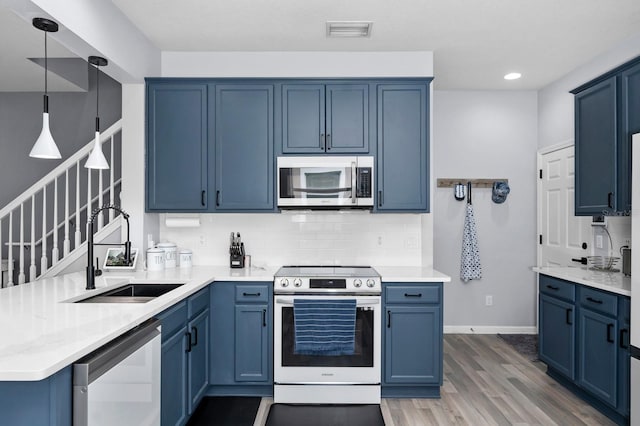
<box><xmin>574</xmin><ymin>77</ymin><xmax>617</xmax><ymax>215</ymax></box>
<box><xmin>572</xmin><ymin>56</ymin><xmax>640</xmax><ymax>215</ymax></box>
<box><xmin>147</xmin><ymin>82</ymin><xmax>208</xmax><ymax>212</ymax></box>
<box><xmin>282</xmin><ymin>83</ymin><xmax>370</xmax><ymax>154</ymax></box>
<box><xmin>213</xmin><ymin>84</ymin><xmax>274</xmax><ymax>211</ymax></box>
<box><xmin>376</xmin><ymin>83</ymin><xmax>430</xmax><ymax>212</ymax></box>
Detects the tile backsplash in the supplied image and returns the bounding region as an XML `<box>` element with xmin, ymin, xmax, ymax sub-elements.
<box><xmin>159</xmin><ymin>211</ymin><xmax>427</xmax><ymax>268</ymax></box>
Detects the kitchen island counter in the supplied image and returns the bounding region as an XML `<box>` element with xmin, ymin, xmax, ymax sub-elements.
<box><xmin>375</xmin><ymin>266</ymin><xmax>451</xmax><ymax>283</ymax></box>
<box><xmin>0</xmin><ymin>265</ymin><xmax>276</xmax><ymax>381</ymax></box>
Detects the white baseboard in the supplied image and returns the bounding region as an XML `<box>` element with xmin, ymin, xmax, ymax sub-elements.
<box><xmin>444</xmin><ymin>325</ymin><xmax>537</xmax><ymax>334</ymax></box>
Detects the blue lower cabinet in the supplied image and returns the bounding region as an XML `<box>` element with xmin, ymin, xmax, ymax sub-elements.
<box><xmin>0</xmin><ymin>367</ymin><xmax>71</xmax><ymax>426</ymax></box>
<box><xmin>382</xmin><ymin>282</ymin><xmax>443</xmax><ymax>397</ymax></box>
<box><xmin>235</xmin><ymin>304</ymin><xmax>270</xmax><ymax>382</ymax></box>
<box><xmin>617</xmin><ymin>296</ymin><xmax>631</xmax><ymax>417</ymax></box>
<box><xmin>210</xmin><ymin>282</ymin><xmax>273</xmax><ymax>395</ymax></box>
<box><xmin>539</xmin><ymin>294</ymin><xmax>575</xmax><ymax>379</ymax></box>
<box><xmin>158</xmin><ymin>288</ymin><xmax>210</xmax><ymax>426</ymax></box>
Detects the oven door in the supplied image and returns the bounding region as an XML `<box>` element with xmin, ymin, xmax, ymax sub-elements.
<box><xmin>274</xmin><ymin>294</ymin><xmax>381</xmax><ymax>384</ymax></box>
<box><xmin>277</xmin><ymin>156</ymin><xmax>373</xmax><ymax>208</ymax></box>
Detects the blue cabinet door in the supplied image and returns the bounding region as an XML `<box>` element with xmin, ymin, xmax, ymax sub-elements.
<box><xmin>161</xmin><ymin>326</ymin><xmax>188</xmax><ymax>426</ymax></box>
<box><xmin>325</xmin><ymin>84</ymin><xmax>369</xmax><ymax>153</ymax></box>
<box><xmin>384</xmin><ymin>305</ymin><xmax>441</xmax><ymax>384</ymax></box>
<box><xmin>617</xmin><ymin>296</ymin><xmax>631</xmax><ymax>417</ymax></box>
<box><xmin>214</xmin><ymin>84</ymin><xmax>274</xmax><ymax>210</ymax></box>
<box><xmin>578</xmin><ymin>307</ymin><xmax>618</xmax><ymax>407</ymax></box>
<box><xmin>188</xmin><ymin>309</ymin><xmax>209</xmax><ymax>414</ymax></box>
<box><xmin>574</xmin><ymin>77</ymin><xmax>617</xmax><ymax>215</ymax></box>
<box><xmin>376</xmin><ymin>84</ymin><xmax>430</xmax><ymax>212</ymax></box>
<box><xmin>209</xmin><ymin>283</ymin><xmax>236</xmax><ymax>385</ymax></box>
<box><xmin>539</xmin><ymin>294</ymin><xmax>575</xmax><ymax>379</ymax></box>
<box><xmin>235</xmin><ymin>304</ymin><xmax>269</xmax><ymax>382</ymax></box>
<box><xmin>147</xmin><ymin>82</ymin><xmax>208</xmax><ymax>211</ymax></box>
<box><xmin>619</xmin><ymin>62</ymin><xmax>640</xmax><ymax>212</ymax></box>
<box><xmin>282</xmin><ymin>84</ymin><xmax>326</xmax><ymax>153</ymax></box>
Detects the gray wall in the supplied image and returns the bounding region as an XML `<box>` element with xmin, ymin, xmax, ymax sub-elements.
<box><xmin>538</xmin><ymin>33</ymin><xmax>640</xmax><ymax>149</ymax></box>
<box><xmin>0</xmin><ymin>66</ymin><xmax>121</xmax><ymax>208</ymax></box>
<box><xmin>433</xmin><ymin>90</ymin><xmax>538</xmax><ymax>330</ymax></box>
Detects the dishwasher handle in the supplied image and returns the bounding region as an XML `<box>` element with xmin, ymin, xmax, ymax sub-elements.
<box><xmin>73</xmin><ymin>318</ymin><xmax>161</xmax><ymax>387</ymax></box>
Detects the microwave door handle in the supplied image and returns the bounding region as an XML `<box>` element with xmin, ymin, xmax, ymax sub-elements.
<box><xmin>351</xmin><ymin>162</ymin><xmax>357</xmax><ymax>204</ymax></box>
<box><xmin>292</xmin><ymin>187</ymin><xmax>352</xmax><ymax>194</ymax></box>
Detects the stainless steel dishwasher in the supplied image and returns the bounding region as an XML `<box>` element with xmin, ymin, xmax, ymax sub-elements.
<box><xmin>73</xmin><ymin>318</ymin><xmax>161</xmax><ymax>426</ymax></box>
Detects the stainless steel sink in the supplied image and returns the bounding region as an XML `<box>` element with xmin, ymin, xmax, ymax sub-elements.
<box><xmin>74</xmin><ymin>283</ymin><xmax>184</xmax><ymax>303</ymax></box>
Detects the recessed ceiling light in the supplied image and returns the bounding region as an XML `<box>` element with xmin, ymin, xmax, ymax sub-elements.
<box><xmin>504</xmin><ymin>72</ymin><xmax>522</xmax><ymax>80</ymax></box>
<box><xmin>326</xmin><ymin>21</ymin><xmax>372</xmax><ymax>38</ymax></box>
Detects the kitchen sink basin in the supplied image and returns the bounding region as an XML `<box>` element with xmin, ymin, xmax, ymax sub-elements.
<box><xmin>74</xmin><ymin>283</ymin><xmax>184</xmax><ymax>303</ymax></box>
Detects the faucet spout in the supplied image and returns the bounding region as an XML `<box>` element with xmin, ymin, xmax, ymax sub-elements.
<box><xmin>86</xmin><ymin>204</ymin><xmax>132</xmax><ymax>290</ymax></box>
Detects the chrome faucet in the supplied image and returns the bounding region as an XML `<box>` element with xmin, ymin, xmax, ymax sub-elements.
<box><xmin>86</xmin><ymin>204</ymin><xmax>132</xmax><ymax>290</ymax></box>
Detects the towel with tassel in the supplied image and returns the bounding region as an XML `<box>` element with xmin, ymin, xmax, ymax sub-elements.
<box><xmin>461</xmin><ymin>203</ymin><xmax>482</xmax><ymax>282</ymax></box>
<box><xmin>293</xmin><ymin>299</ymin><xmax>356</xmax><ymax>356</ymax></box>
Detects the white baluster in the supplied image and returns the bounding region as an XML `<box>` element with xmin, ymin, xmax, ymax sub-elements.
<box><xmin>29</xmin><ymin>195</ymin><xmax>36</xmax><ymax>282</ymax></box>
<box><xmin>41</xmin><ymin>186</ymin><xmax>48</xmax><ymax>275</ymax></box>
<box><xmin>52</xmin><ymin>177</ymin><xmax>59</xmax><ymax>264</ymax></box>
<box><xmin>109</xmin><ymin>135</ymin><xmax>115</xmax><ymax>221</ymax></box>
<box><xmin>18</xmin><ymin>204</ymin><xmax>25</xmax><ymax>284</ymax></box>
<box><xmin>63</xmin><ymin>170</ymin><xmax>70</xmax><ymax>256</ymax></box>
<box><xmin>75</xmin><ymin>162</ymin><xmax>81</xmax><ymax>249</ymax></box>
<box><xmin>7</xmin><ymin>211</ymin><xmax>13</xmax><ymax>286</ymax></box>
<box><xmin>98</xmin><ymin>168</ymin><xmax>104</xmax><ymax>230</ymax></box>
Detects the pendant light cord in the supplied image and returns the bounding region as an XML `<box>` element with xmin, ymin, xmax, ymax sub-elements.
<box><xmin>95</xmin><ymin>62</ymin><xmax>100</xmax><ymax>132</ymax></box>
<box><xmin>44</xmin><ymin>31</ymin><xmax>48</xmax><ymax>95</ymax></box>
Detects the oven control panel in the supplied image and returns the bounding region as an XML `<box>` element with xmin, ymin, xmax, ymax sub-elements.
<box><xmin>274</xmin><ymin>276</ymin><xmax>381</xmax><ymax>294</ymax></box>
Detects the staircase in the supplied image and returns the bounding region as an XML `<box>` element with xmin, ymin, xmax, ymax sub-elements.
<box><xmin>0</xmin><ymin>120</ymin><xmax>123</xmax><ymax>286</ymax></box>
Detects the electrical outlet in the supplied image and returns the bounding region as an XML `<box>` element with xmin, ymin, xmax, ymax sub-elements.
<box><xmin>199</xmin><ymin>234</ymin><xmax>207</xmax><ymax>247</ymax></box>
<box><xmin>485</xmin><ymin>295</ymin><xmax>493</xmax><ymax>306</ymax></box>
<box><xmin>596</xmin><ymin>234</ymin><xmax>604</xmax><ymax>249</ymax></box>
<box><xmin>377</xmin><ymin>236</ymin><xmax>383</xmax><ymax>246</ymax></box>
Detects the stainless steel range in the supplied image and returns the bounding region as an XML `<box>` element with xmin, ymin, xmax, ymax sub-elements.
<box><xmin>273</xmin><ymin>266</ymin><xmax>381</xmax><ymax>404</ymax></box>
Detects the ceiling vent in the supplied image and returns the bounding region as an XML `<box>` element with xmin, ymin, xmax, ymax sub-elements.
<box><xmin>326</xmin><ymin>21</ymin><xmax>372</xmax><ymax>38</ymax></box>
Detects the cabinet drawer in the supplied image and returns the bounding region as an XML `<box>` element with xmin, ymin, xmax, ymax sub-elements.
<box><xmin>385</xmin><ymin>285</ymin><xmax>440</xmax><ymax>304</ymax></box>
<box><xmin>579</xmin><ymin>286</ymin><xmax>617</xmax><ymax>317</ymax></box>
<box><xmin>539</xmin><ymin>275</ymin><xmax>575</xmax><ymax>302</ymax></box>
<box><xmin>235</xmin><ymin>284</ymin><xmax>269</xmax><ymax>303</ymax></box>
<box><xmin>158</xmin><ymin>300</ymin><xmax>187</xmax><ymax>340</ymax></box>
<box><xmin>188</xmin><ymin>286</ymin><xmax>210</xmax><ymax>318</ymax></box>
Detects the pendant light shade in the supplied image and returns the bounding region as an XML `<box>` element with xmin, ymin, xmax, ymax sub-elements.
<box><xmin>30</xmin><ymin>18</ymin><xmax>61</xmax><ymax>160</ymax></box>
<box><xmin>85</xmin><ymin>55</ymin><xmax>109</xmax><ymax>169</ymax></box>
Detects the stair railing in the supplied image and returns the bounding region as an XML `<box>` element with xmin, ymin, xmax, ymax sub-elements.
<box><xmin>0</xmin><ymin>120</ymin><xmax>122</xmax><ymax>286</ymax></box>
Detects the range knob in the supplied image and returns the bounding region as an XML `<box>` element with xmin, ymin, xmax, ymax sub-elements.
<box><xmin>366</xmin><ymin>279</ymin><xmax>376</xmax><ymax>288</ymax></box>
<box><xmin>353</xmin><ymin>279</ymin><xmax>363</xmax><ymax>288</ymax></box>
<box><xmin>280</xmin><ymin>278</ymin><xmax>289</xmax><ymax>287</ymax></box>
<box><xmin>293</xmin><ymin>278</ymin><xmax>302</xmax><ymax>287</ymax></box>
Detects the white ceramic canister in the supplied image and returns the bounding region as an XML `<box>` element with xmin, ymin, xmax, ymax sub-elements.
<box><xmin>157</xmin><ymin>242</ymin><xmax>177</xmax><ymax>268</ymax></box>
<box><xmin>146</xmin><ymin>248</ymin><xmax>165</xmax><ymax>271</ymax></box>
<box><xmin>179</xmin><ymin>249</ymin><xmax>193</xmax><ymax>268</ymax></box>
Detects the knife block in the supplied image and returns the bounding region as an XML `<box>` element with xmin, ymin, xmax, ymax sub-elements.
<box><xmin>230</xmin><ymin>243</ymin><xmax>245</xmax><ymax>268</ymax></box>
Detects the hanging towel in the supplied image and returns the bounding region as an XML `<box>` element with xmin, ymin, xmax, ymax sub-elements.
<box><xmin>460</xmin><ymin>203</ymin><xmax>482</xmax><ymax>282</ymax></box>
<box><xmin>293</xmin><ymin>299</ymin><xmax>356</xmax><ymax>356</ymax></box>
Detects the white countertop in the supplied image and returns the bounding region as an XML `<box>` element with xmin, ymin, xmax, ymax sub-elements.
<box><xmin>533</xmin><ymin>266</ymin><xmax>631</xmax><ymax>297</ymax></box>
<box><xmin>0</xmin><ymin>264</ymin><xmax>448</xmax><ymax>381</ymax></box>
<box><xmin>0</xmin><ymin>265</ymin><xmax>276</xmax><ymax>381</ymax></box>
<box><xmin>374</xmin><ymin>266</ymin><xmax>451</xmax><ymax>283</ymax></box>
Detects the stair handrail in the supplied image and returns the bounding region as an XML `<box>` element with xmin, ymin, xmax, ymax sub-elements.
<box><xmin>0</xmin><ymin>119</ymin><xmax>122</xmax><ymax>219</ymax></box>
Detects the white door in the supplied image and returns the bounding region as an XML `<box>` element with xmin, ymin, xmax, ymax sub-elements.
<box><xmin>538</xmin><ymin>144</ymin><xmax>591</xmax><ymax>266</ymax></box>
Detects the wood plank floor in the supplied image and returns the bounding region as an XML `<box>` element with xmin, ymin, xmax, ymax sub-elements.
<box><xmin>380</xmin><ymin>334</ymin><xmax>614</xmax><ymax>426</ymax></box>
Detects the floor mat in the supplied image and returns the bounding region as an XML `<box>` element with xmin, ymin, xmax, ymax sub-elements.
<box><xmin>187</xmin><ymin>396</ymin><xmax>261</xmax><ymax>426</ymax></box>
<box><xmin>498</xmin><ymin>333</ymin><xmax>539</xmax><ymax>361</ymax></box>
<box><xmin>266</xmin><ymin>404</ymin><xmax>385</xmax><ymax>426</ymax></box>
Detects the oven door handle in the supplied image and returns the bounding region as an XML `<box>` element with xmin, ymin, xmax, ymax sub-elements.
<box><xmin>274</xmin><ymin>298</ymin><xmax>380</xmax><ymax>307</ymax></box>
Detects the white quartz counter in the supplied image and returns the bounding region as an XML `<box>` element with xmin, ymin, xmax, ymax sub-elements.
<box><xmin>374</xmin><ymin>266</ymin><xmax>451</xmax><ymax>283</ymax></box>
<box><xmin>533</xmin><ymin>266</ymin><xmax>631</xmax><ymax>297</ymax></box>
<box><xmin>0</xmin><ymin>265</ymin><xmax>276</xmax><ymax>381</ymax></box>
<box><xmin>0</xmin><ymin>264</ymin><xmax>448</xmax><ymax>381</ymax></box>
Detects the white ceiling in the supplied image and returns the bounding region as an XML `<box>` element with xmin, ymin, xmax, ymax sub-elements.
<box><xmin>3</xmin><ymin>0</ymin><xmax>640</xmax><ymax>91</ymax></box>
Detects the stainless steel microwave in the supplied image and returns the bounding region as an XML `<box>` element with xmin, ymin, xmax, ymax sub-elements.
<box><xmin>277</xmin><ymin>156</ymin><xmax>374</xmax><ymax>208</ymax></box>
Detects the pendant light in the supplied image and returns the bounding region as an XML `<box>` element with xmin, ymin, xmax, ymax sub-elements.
<box><xmin>84</xmin><ymin>56</ymin><xmax>109</xmax><ymax>169</ymax></box>
<box><xmin>30</xmin><ymin>17</ymin><xmax>61</xmax><ymax>159</ymax></box>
